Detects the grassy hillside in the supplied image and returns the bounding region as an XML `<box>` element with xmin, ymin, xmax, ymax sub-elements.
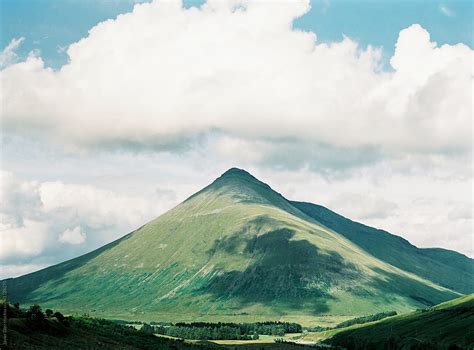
<box><xmin>325</xmin><ymin>294</ymin><xmax>474</xmax><ymax>349</ymax></box>
<box><xmin>5</xmin><ymin>168</ymin><xmax>470</xmax><ymax>323</ymax></box>
<box><xmin>292</xmin><ymin>201</ymin><xmax>474</xmax><ymax>294</ymax></box>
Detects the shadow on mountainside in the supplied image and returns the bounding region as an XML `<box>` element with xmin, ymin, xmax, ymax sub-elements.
<box><xmin>201</xmin><ymin>223</ymin><xmax>360</xmax><ymax>314</ymax></box>
<box><xmin>363</xmin><ymin>267</ymin><xmax>460</xmax><ymax>308</ymax></box>
<box><xmin>200</xmin><ymin>215</ymin><xmax>460</xmax><ymax>314</ymax></box>
<box><xmin>291</xmin><ymin>201</ymin><xmax>474</xmax><ymax>295</ymax></box>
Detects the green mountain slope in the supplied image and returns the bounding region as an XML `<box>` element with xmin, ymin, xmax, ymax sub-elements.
<box><xmin>5</xmin><ymin>168</ymin><xmax>472</xmax><ymax>323</ymax></box>
<box><xmin>326</xmin><ymin>294</ymin><xmax>474</xmax><ymax>349</ymax></box>
<box><xmin>291</xmin><ymin>201</ymin><xmax>474</xmax><ymax>294</ymax></box>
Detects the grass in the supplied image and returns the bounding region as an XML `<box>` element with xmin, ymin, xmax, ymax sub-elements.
<box><xmin>296</xmin><ymin>294</ymin><xmax>474</xmax><ymax>349</ymax></box>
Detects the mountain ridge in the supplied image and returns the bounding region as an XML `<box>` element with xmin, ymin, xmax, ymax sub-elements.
<box><xmin>291</xmin><ymin>201</ymin><xmax>473</xmax><ymax>294</ymax></box>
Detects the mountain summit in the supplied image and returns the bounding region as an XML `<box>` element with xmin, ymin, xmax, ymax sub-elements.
<box><xmin>6</xmin><ymin>168</ymin><xmax>473</xmax><ymax>323</ymax></box>
<box><xmin>220</xmin><ymin>167</ymin><xmax>253</xmax><ymax>177</ymax></box>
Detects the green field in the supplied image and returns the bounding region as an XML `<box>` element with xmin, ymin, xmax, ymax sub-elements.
<box><xmin>5</xmin><ymin>168</ymin><xmax>473</xmax><ymax>324</ymax></box>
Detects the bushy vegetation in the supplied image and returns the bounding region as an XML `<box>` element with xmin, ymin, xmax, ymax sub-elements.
<box><xmin>1</xmin><ymin>302</ymin><xmax>69</xmax><ymax>336</ymax></box>
<box><xmin>73</xmin><ymin>317</ymin><xmax>200</xmax><ymax>349</ymax></box>
<box><xmin>334</xmin><ymin>311</ymin><xmax>397</xmax><ymax>329</ymax></box>
<box><xmin>152</xmin><ymin>321</ymin><xmax>302</xmax><ymax>340</ymax></box>
<box><xmin>1</xmin><ymin>302</ymin><xmax>220</xmax><ymax>349</ymax></box>
<box><xmin>304</xmin><ymin>325</ymin><xmax>331</xmax><ymax>332</ymax></box>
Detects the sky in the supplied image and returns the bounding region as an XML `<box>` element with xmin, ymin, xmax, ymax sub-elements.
<box><xmin>0</xmin><ymin>0</ymin><xmax>472</xmax><ymax>279</ymax></box>
<box><xmin>1</xmin><ymin>0</ymin><xmax>473</xmax><ymax>69</ymax></box>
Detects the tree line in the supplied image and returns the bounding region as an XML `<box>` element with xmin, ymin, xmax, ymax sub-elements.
<box><xmin>144</xmin><ymin>321</ymin><xmax>303</xmax><ymax>340</ymax></box>
<box><xmin>334</xmin><ymin>311</ymin><xmax>397</xmax><ymax>329</ymax></box>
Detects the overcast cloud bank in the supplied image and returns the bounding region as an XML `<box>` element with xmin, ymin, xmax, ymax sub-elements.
<box><xmin>1</xmin><ymin>0</ymin><xmax>472</xmax><ymax>157</ymax></box>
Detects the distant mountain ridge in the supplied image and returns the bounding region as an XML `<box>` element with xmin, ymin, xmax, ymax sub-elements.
<box><xmin>291</xmin><ymin>201</ymin><xmax>473</xmax><ymax>294</ymax></box>
<box><xmin>5</xmin><ymin>168</ymin><xmax>473</xmax><ymax>323</ymax></box>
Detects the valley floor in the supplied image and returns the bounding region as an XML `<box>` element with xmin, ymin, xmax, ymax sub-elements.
<box><xmin>3</xmin><ymin>294</ymin><xmax>473</xmax><ymax>349</ymax></box>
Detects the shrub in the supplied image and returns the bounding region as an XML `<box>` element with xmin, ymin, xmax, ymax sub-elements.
<box><xmin>53</xmin><ymin>311</ymin><xmax>65</xmax><ymax>322</ymax></box>
<box><xmin>140</xmin><ymin>323</ymin><xmax>155</xmax><ymax>334</ymax></box>
<box><xmin>27</xmin><ymin>304</ymin><xmax>45</xmax><ymax>321</ymax></box>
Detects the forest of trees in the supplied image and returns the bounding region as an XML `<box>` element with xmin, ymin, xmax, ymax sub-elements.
<box><xmin>147</xmin><ymin>321</ymin><xmax>303</xmax><ymax>340</ymax></box>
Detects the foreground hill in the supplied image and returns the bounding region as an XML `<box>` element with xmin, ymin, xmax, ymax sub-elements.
<box><xmin>2</xmin><ymin>303</ymin><xmax>218</xmax><ymax>350</ymax></box>
<box><xmin>5</xmin><ymin>168</ymin><xmax>473</xmax><ymax>322</ymax></box>
<box><xmin>326</xmin><ymin>294</ymin><xmax>474</xmax><ymax>349</ymax></box>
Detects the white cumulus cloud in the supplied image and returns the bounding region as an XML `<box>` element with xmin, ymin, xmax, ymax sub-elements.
<box><xmin>0</xmin><ymin>171</ymin><xmax>166</xmax><ymax>277</ymax></box>
<box><xmin>0</xmin><ymin>218</ymin><xmax>49</xmax><ymax>260</ymax></box>
<box><xmin>0</xmin><ymin>0</ymin><xmax>471</xmax><ymax>160</ymax></box>
<box><xmin>59</xmin><ymin>226</ymin><xmax>87</xmax><ymax>245</ymax></box>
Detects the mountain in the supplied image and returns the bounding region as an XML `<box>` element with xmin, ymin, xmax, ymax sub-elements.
<box><xmin>326</xmin><ymin>294</ymin><xmax>474</xmax><ymax>349</ymax></box>
<box><xmin>5</xmin><ymin>168</ymin><xmax>473</xmax><ymax>323</ymax></box>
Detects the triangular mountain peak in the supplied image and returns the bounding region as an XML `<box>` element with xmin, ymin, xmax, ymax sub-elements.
<box><xmin>181</xmin><ymin>167</ymin><xmax>302</xmax><ymax>219</ymax></box>
<box><xmin>200</xmin><ymin>167</ymin><xmax>299</xmax><ymax>213</ymax></box>
<box><xmin>221</xmin><ymin>167</ymin><xmax>253</xmax><ymax>177</ymax></box>
<box><xmin>215</xmin><ymin>167</ymin><xmax>262</xmax><ymax>185</ymax></box>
